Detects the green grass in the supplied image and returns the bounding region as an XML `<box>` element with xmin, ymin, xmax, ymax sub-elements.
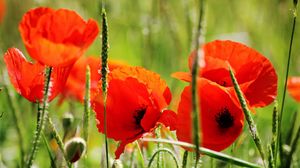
<box><xmin>0</xmin><ymin>0</ymin><xmax>300</xmax><ymax>167</ymax></box>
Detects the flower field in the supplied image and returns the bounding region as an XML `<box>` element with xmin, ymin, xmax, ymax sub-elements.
<box><xmin>0</xmin><ymin>0</ymin><xmax>300</xmax><ymax>167</ymax></box>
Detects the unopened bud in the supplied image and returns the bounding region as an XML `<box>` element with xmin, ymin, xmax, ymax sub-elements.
<box><xmin>64</xmin><ymin>137</ymin><xmax>86</xmax><ymax>163</ymax></box>
<box><xmin>112</xmin><ymin>159</ymin><xmax>123</xmax><ymax>168</ymax></box>
<box><xmin>294</xmin><ymin>0</ymin><xmax>298</xmax><ymax>6</ymax></box>
<box><xmin>62</xmin><ymin>112</ymin><xmax>74</xmax><ymax>132</ymax></box>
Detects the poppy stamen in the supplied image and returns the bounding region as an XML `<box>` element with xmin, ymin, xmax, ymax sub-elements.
<box><xmin>215</xmin><ymin>108</ymin><xmax>234</xmax><ymax>129</ymax></box>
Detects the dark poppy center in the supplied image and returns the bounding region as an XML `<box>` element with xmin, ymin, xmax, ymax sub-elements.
<box><xmin>215</xmin><ymin>108</ymin><xmax>234</xmax><ymax>129</ymax></box>
<box><xmin>134</xmin><ymin>106</ymin><xmax>147</xmax><ymax>126</ymax></box>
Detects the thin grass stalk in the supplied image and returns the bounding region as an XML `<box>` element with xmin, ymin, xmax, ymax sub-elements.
<box><xmin>155</xmin><ymin>125</ymin><xmax>163</xmax><ymax>168</ymax></box>
<box><xmin>83</xmin><ymin>66</ymin><xmax>91</xmax><ymax>149</ymax></box>
<box><xmin>101</xmin><ymin>8</ymin><xmax>109</xmax><ymax>168</ymax></box>
<box><xmin>135</xmin><ymin>141</ymin><xmax>145</xmax><ymax>168</ymax></box>
<box><xmin>267</xmin><ymin>145</ymin><xmax>275</xmax><ymax>168</ymax></box>
<box><xmin>3</xmin><ymin>85</ymin><xmax>25</xmax><ymax>166</ymax></box>
<box><xmin>41</xmin><ymin>132</ymin><xmax>57</xmax><ymax>168</ymax></box>
<box><xmin>47</xmin><ymin>116</ymin><xmax>72</xmax><ymax>168</ymax></box>
<box><xmin>285</xmin><ymin>124</ymin><xmax>300</xmax><ymax>168</ymax></box>
<box><xmin>228</xmin><ymin>67</ymin><xmax>266</xmax><ymax>167</ymax></box>
<box><xmin>271</xmin><ymin>101</ymin><xmax>278</xmax><ymax>165</ymax></box>
<box><xmin>286</xmin><ymin>111</ymin><xmax>297</xmax><ymax>146</ymax></box>
<box><xmin>190</xmin><ymin>0</ymin><xmax>205</xmax><ymax>166</ymax></box>
<box><xmin>147</xmin><ymin>148</ymin><xmax>179</xmax><ymax>168</ymax></box>
<box><xmin>182</xmin><ymin>150</ymin><xmax>188</xmax><ymax>168</ymax></box>
<box><xmin>142</xmin><ymin>138</ymin><xmax>262</xmax><ymax>168</ymax></box>
<box><xmin>277</xmin><ymin>0</ymin><xmax>298</xmax><ymax>165</ymax></box>
<box><xmin>26</xmin><ymin>67</ymin><xmax>52</xmax><ymax>168</ymax></box>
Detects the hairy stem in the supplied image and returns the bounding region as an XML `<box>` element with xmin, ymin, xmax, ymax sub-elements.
<box><xmin>26</xmin><ymin>67</ymin><xmax>52</xmax><ymax>168</ymax></box>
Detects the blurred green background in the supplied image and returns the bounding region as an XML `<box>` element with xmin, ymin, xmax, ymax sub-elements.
<box><xmin>0</xmin><ymin>0</ymin><xmax>300</xmax><ymax>167</ymax></box>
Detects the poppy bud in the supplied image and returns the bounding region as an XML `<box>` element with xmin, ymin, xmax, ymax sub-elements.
<box><xmin>62</xmin><ymin>112</ymin><xmax>74</xmax><ymax>133</ymax></box>
<box><xmin>294</xmin><ymin>0</ymin><xmax>298</xmax><ymax>6</ymax></box>
<box><xmin>112</xmin><ymin>159</ymin><xmax>123</xmax><ymax>168</ymax></box>
<box><xmin>64</xmin><ymin>137</ymin><xmax>86</xmax><ymax>163</ymax></box>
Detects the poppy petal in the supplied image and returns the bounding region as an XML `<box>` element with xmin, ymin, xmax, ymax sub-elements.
<box><xmin>176</xmin><ymin>78</ymin><xmax>244</xmax><ymax>151</ymax></box>
<box><xmin>110</xmin><ymin>66</ymin><xmax>171</xmax><ymax>109</ymax></box>
<box><xmin>19</xmin><ymin>7</ymin><xmax>99</xmax><ymax>67</ymax></box>
<box><xmin>171</xmin><ymin>72</ymin><xmax>192</xmax><ymax>82</ymax></box>
<box><xmin>157</xmin><ymin>110</ymin><xmax>177</xmax><ymax>131</ymax></box>
<box><xmin>93</xmin><ymin>77</ymin><xmax>150</xmax><ymax>141</ymax></box>
<box><xmin>4</xmin><ymin>48</ymin><xmax>71</xmax><ymax>102</ymax></box>
<box><xmin>287</xmin><ymin>77</ymin><xmax>300</xmax><ymax>102</ymax></box>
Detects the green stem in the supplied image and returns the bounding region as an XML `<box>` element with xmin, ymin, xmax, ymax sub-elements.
<box><xmin>278</xmin><ymin>1</ymin><xmax>298</xmax><ymax>165</ymax></box>
<box><xmin>147</xmin><ymin>148</ymin><xmax>179</xmax><ymax>168</ymax></box>
<box><xmin>135</xmin><ymin>141</ymin><xmax>145</xmax><ymax>168</ymax></box>
<box><xmin>190</xmin><ymin>0</ymin><xmax>205</xmax><ymax>167</ymax></box>
<box><xmin>3</xmin><ymin>85</ymin><xmax>25</xmax><ymax>166</ymax></box>
<box><xmin>155</xmin><ymin>125</ymin><xmax>163</xmax><ymax>168</ymax></box>
<box><xmin>229</xmin><ymin>66</ymin><xmax>267</xmax><ymax>167</ymax></box>
<box><xmin>271</xmin><ymin>101</ymin><xmax>278</xmax><ymax>166</ymax></box>
<box><xmin>101</xmin><ymin>9</ymin><xmax>109</xmax><ymax>168</ymax></box>
<box><xmin>83</xmin><ymin>66</ymin><xmax>91</xmax><ymax>150</ymax></box>
<box><xmin>26</xmin><ymin>67</ymin><xmax>52</xmax><ymax>168</ymax></box>
<box><xmin>285</xmin><ymin>124</ymin><xmax>300</xmax><ymax>168</ymax></box>
<box><xmin>41</xmin><ymin>132</ymin><xmax>57</xmax><ymax>168</ymax></box>
<box><xmin>267</xmin><ymin>145</ymin><xmax>275</xmax><ymax>168</ymax></box>
<box><xmin>182</xmin><ymin>150</ymin><xmax>189</xmax><ymax>168</ymax></box>
<box><xmin>47</xmin><ymin>116</ymin><xmax>72</xmax><ymax>168</ymax></box>
<box><xmin>142</xmin><ymin>138</ymin><xmax>262</xmax><ymax>168</ymax></box>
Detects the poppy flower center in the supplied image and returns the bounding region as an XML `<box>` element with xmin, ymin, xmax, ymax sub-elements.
<box><xmin>134</xmin><ymin>106</ymin><xmax>147</xmax><ymax>126</ymax></box>
<box><xmin>215</xmin><ymin>108</ymin><xmax>234</xmax><ymax>129</ymax></box>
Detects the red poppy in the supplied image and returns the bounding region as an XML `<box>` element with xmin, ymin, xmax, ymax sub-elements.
<box><xmin>287</xmin><ymin>77</ymin><xmax>300</xmax><ymax>102</ymax></box>
<box><xmin>0</xmin><ymin>0</ymin><xmax>5</xmax><ymax>23</ymax></box>
<box><xmin>19</xmin><ymin>7</ymin><xmax>99</xmax><ymax>67</ymax></box>
<box><xmin>173</xmin><ymin>40</ymin><xmax>277</xmax><ymax>108</ymax></box>
<box><xmin>61</xmin><ymin>56</ymin><xmax>126</xmax><ymax>103</ymax></box>
<box><xmin>92</xmin><ymin>66</ymin><xmax>176</xmax><ymax>158</ymax></box>
<box><xmin>4</xmin><ymin>48</ymin><xmax>71</xmax><ymax>102</ymax></box>
<box><xmin>176</xmin><ymin>78</ymin><xmax>244</xmax><ymax>151</ymax></box>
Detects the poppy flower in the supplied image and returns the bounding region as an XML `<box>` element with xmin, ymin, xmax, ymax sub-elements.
<box><xmin>4</xmin><ymin>48</ymin><xmax>71</xmax><ymax>102</ymax></box>
<box><xmin>176</xmin><ymin>78</ymin><xmax>244</xmax><ymax>151</ymax></box>
<box><xmin>92</xmin><ymin>66</ymin><xmax>176</xmax><ymax>158</ymax></box>
<box><xmin>0</xmin><ymin>0</ymin><xmax>5</xmax><ymax>23</ymax></box>
<box><xmin>61</xmin><ymin>56</ymin><xmax>125</xmax><ymax>103</ymax></box>
<box><xmin>19</xmin><ymin>7</ymin><xmax>99</xmax><ymax>67</ymax></box>
<box><xmin>287</xmin><ymin>77</ymin><xmax>300</xmax><ymax>102</ymax></box>
<box><xmin>173</xmin><ymin>40</ymin><xmax>278</xmax><ymax>108</ymax></box>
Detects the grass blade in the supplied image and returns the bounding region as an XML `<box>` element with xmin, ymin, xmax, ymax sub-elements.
<box><xmin>83</xmin><ymin>66</ymin><xmax>91</xmax><ymax>149</ymax></box>
<box><xmin>277</xmin><ymin>1</ymin><xmax>298</xmax><ymax>165</ymax></box>
<box><xmin>142</xmin><ymin>138</ymin><xmax>262</xmax><ymax>168</ymax></box>
<box><xmin>101</xmin><ymin>8</ymin><xmax>110</xmax><ymax>168</ymax></box>
<box><xmin>147</xmin><ymin>148</ymin><xmax>179</xmax><ymax>168</ymax></box>
<box><xmin>41</xmin><ymin>132</ymin><xmax>57</xmax><ymax>168</ymax></box>
<box><xmin>228</xmin><ymin>66</ymin><xmax>267</xmax><ymax>167</ymax></box>
<box><xmin>190</xmin><ymin>0</ymin><xmax>205</xmax><ymax>166</ymax></box>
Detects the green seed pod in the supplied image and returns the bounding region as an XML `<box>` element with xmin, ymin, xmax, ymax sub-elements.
<box><xmin>112</xmin><ymin>159</ymin><xmax>123</xmax><ymax>168</ymax></box>
<box><xmin>64</xmin><ymin>137</ymin><xmax>86</xmax><ymax>163</ymax></box>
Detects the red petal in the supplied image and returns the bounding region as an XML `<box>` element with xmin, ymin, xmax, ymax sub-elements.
<box><xmin>157</xmin><ymin>110</ymin><xmax>177</xmax><ymax>130</ymax></box>
<box><xmin>176</xmin><ymin>78</ymin><xmax>244</xmax><ymax>151</ymax></box>
<box><xmin>287</xmin><ymin>77</ymin><xmax>300</xmax><ymax>102</ymax></box>
<box><xmin>4</xmin><ymin>48</ymin><xmax>71</xmax><ymax>102</ymax></box>
<box><xmin>110</xmin><ymin>66</ymin><xmax>172</xmax><ymax>109</ymax></box>
<box><xmin>19</xmin><ymin>7</ymin><xmax>99</xmax><ymax>67</ymax></box>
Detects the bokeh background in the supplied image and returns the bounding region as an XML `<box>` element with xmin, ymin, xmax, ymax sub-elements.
<box><xmin>0</xmin><ymin>0</ymin><xmax>300</xmax><ymax>167</ymax></box>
